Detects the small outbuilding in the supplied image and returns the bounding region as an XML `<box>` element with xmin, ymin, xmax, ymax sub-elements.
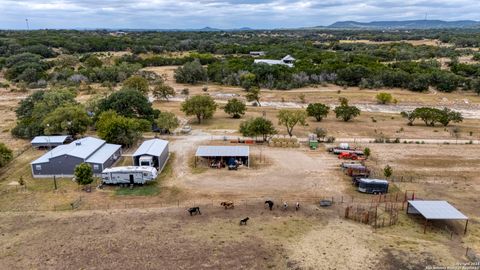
<box><xmin>195</xmin><ymin>146</ymin><xmax>249</xmax><ymax>168</ymax></box>
<box><xmin>132</xmin><ymin>139</ymin><xmax>169</xmax><ymax>171</ymax></box>
<box><xmin>407</xmin><ymin>200</ymin><xmax>469</xmax><ymax>234</ymax></box>
<box><xmin>31</xmin><ymin>135</ymin><xmax>72</xmax><ymax>149</ymax></box>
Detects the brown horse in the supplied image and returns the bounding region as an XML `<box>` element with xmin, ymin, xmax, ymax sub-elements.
<box><xmin>220</xmin><ymin>201</ymin><xmax>234</xmax><ymax>209</ymax></box>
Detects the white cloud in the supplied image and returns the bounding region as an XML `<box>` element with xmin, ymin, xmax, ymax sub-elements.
<box><xmin>0</xmin><ymin>0</ymin><xmax>478</xmax><ymax>29</ymax></box>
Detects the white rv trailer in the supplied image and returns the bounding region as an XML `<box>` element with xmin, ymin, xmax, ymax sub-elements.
<box><xmin>101</xmin><ymin>166</ymin><xmax>158</xmax><ymax>185</ymax></box>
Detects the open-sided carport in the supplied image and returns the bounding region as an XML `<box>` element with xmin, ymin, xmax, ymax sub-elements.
<box><xmin>195</xmin><ymin>146</ymin><xmax>249</xmax><ymax>167</ymax></box>
<box><xmin>406</xmin><ymin>200</ymin><xmax>469</xmax><ymax>234</ymax></box>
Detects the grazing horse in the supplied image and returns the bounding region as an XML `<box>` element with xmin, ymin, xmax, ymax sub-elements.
<box><xmin>187</xmin><ymin>207</ymin><xmax>201</xmax><ymax>216</ymax></box>
<box><xmin>240</xmin><ymin>217</ymin><xmax>249</xmax><ymax>225</ymax></box>
<box><xmin>295</xmin><ymin>202</ymin><xmax>300</xmax><ymax>211</ymax></box>
<box><xmin>220</xmin><ymin>201</ymin><xmax>234</xmax><ymax>209</ymax></box>
<box><xmin>265</xmin><ymin>200</ymin><xmax>274</xmax><ymax>211</ymax></box>
<box><xmin>283</xmin><ymin>202</ymin><xmax>288</xmax><ymax>211</ymax></box>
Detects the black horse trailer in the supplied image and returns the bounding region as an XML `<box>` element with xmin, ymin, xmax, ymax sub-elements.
<box><xmin>357</xmin><ymin>178</ymin><xmax>389</xmax><ymax>194</ymax></box>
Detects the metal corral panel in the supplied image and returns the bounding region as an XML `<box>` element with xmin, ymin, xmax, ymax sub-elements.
<box><xmin>132</xmin><ymin>139</ymin><xmax>169</xmax><ymax>157</ymax></box>
<box><xmin>195</xmin><ymin>146</ymin><xmax>249</xmax><ymax>157</ymax></box>
<box><xmin>408</xmin><ymin>200</ymin><xmax>468</xmax><ymax>220</ymax></box>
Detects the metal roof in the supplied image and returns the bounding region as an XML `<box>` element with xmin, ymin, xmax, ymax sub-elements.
<box><xmin>132</xmin><ymin>139</ymin><xmax>169</xmax><ymax>157</ymax></box>
<box><xmin>195</xmin><ymin>146</ymin><xmax>249</xmax><ymax>157</ymax></box>
<box><xmin>408</xmin><ymin>200</ymin><xmax>468</xmax><ymax>220</ymax></box>
<box><xmin>86</xmin><ymin>143</ymin><xmax>121</xmax><ymax>164</ymax></box>
<box><xmin>31</xmin><ymin>135</ymin><xmax>70</xmax><ymax>144</ymax></box>
<box><xmin>31</xmin><ymin>137</ymin><xmax>120</xmax><ymax>164</ymax></box>
<box><xmin>253</xmin><ymin>59</ymin><xmax>294</xmax><ymax>67</ymax></box>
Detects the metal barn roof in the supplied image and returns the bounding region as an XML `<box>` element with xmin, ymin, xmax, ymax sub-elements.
<box><xmin>408</xmin><ymin>200</ymin><xmax>468</xmax><ymax>220</ymax></box>
<box><xmin>132</xmin><ymin>139</ymin><xmax>169</xmax><ymax>157</ymax></box>
<box><xmin>195</xmin><ymin>146</ymin><xmax>249</xmax><ymax>157</ymax></box>
<box><xmin>31</xmin><ymin>135</ymin><xmax>70</xmax><ymax>145</ymax></box>
<box><xmin>31</xmin><ymin>137</ymin><xmax>120</xmax><ymax>164</ymax></box>
<box><xmin>86</xmin><ymin>143</ymin><xmax>121</xmax><ymax>164</ymax></box>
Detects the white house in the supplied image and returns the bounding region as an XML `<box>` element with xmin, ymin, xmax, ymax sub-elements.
<box><xmin>254</xmin><ymin>55</ymin><xmax>296</xmax><ymax>67</ymax></box>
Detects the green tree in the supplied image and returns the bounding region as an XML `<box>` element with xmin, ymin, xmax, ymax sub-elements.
<box><xmin>314</xmin><ymin>127</ymin><xmax>327</xmax><ymax>141</ymax></box>
<box><xmin>438</xmin><ymin>107</ymin><xmax>463</xmax><ymax>127</ymax></box>
<box><xmin>123</xmin><ymin>75</ymin><xmax>150</xmax><ymax>94</ymax></box>
<box><xmin>174</xmin><ymin>60</ymin><xmax>207</xmax><ymax>84</ymax></box>
<box><xmin>375</xmin><ymin>92</ymin><xmax>393</xmax><ymax>104</ymax></box>
<box><xmin>277</xmin><ymin>109</ymin><xmax>307</xmax><ymax>137</ymax></box>
<box><xmin>364</xmin><ymin>147</ymin><xmax>371</xmax><ymax>159</ymax></box>
<box><xmin>472</xmin><ymin>79</ymin><xmax>480</xmax><ymax>95</ymax></box>
<box><xmin>240</xmin><ymin>72</ymin><xmax>256</xmax><ymax>90</ymax></box>
<box><xmin>412</xmin><ymin>107</ymin><xmax>442</xmax><ymax>126</ymax></box>
<box><xmin>239</xmin><ymin>117</ymin><xmax>277</xmax><ymax>141</ymax></box>
<box><xmin>42</xmin><ymin>105</ymin><xmax>91</xmax><ymax>136</ymax></box>
<box><xmin>84</xmin><ymin>55</ymin><xmax>102</xmax><ymax>68</ymax></box>
<box><xmin>97</xmin><ymin>88</ymin><xmax>158</xmax><ymax>121</ymax></box>
<box><xmin>245</xmin><ymin>86</ymin><xmax>261</xmax><ymax>106</ymax></box>
<box><xmin>224</xmin><ymin>98</ymin><xmax>246</xmax><ymax>118</ymax></box>
<box><xmin>400</xmin><ymin>111</ymin><xmax>417</xmax><ymax>126</ymax></box>
<box><xmin>156</xmin><ymin>112</ymin><xmax>179</xmax><ymax>134</ymax></box>
<box><xmin>74</xmin><ymin>163</ymin><xmax>94</xmax><ymax>188</ymax></box>
<box><xmin>96</xmin><ymin>111</ymin><xmax>146</xmax><ymax>147</ymax></box>
<box><xmin>0</xmin><ymin>143</ymin><xmax>13</xmax><ymax>168</ymax></box>
<box><xmin>334</xmin><ymin>98</ymin><xmax>361</xmax><ymax>122</ymax></box>
<box><xmin>181</xmin><ymin>95</ymin><xmax>217</xmax><ymax>123</ymax></box>
<box><xmin>383</xmin><ymin>165</ymin><xmax>393</xmax><ymax>179</ymax></box>
<box><xmin>152</xmin><ymin>83</ymin><xmax>175</xmax><ymax>101</ymax></box>
<box><xmin>306</xmin><ymin>103</ymin><xmax>330</xmax><ymax>121</ymax></box>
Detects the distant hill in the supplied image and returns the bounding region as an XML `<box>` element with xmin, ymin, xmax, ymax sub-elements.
<box><xmin>327</xmin><ymin>20</ymin><xmax>480</xmax><ymax>29</ymax></box>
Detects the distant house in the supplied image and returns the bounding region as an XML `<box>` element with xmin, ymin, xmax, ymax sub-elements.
<box><xmin>253</xmin><ymin>55</ymin><xmax>296</xmax><ymax>67</ymax></box>
<box><xmin>31</xmin><ymin>135</ymin><xmax>72</xmax><ymax>149</ymax></box>
<box><xmin>249</xmin><ymin>51</ymin><xmax>266</xmax><ymax>57</ymax></box>
<box><xmin>132</xmin><ymin>139</ymin><xmax>169</xmax><ymax>172</ymax></box>
<box><xmin>31</xmin><ymin>137</ymin><xmax>122</xmax><ymax>178</ymax></box>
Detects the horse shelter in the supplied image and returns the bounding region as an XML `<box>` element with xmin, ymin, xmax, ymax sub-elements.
<box><xmin>195</xmin><ymin>146</ymin><xmax>249</xmax><ymax>168</ymax></box>
<box><xmin>406</xmin><ymin>200</ymin><xmax>469</xmax><ymax>234</ymax></box>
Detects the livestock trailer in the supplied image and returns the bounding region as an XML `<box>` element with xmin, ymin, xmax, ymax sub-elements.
<box><xmin>101</xmin><ymin>166</ymin><xmax>158</xmax><ymax>185</ymax></box>
<box><xmin>357</xmin><ymin>178</ymin><xmax>389</xmax><ymax>194</ymax></box>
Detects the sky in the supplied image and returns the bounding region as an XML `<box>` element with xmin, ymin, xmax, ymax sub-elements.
<box><xmin>0</xmin><ymin>0</ymin><xmax>479</xmax><ymax>30</ymax></box>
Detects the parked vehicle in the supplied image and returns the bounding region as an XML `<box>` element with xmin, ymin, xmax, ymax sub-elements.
<box><xmin>138</xmin><ymin>156</ymin><xmax>154</xmax><ymax>167</ymax></box>
<box><xmin>181</xmin><ymin>125</ymin><xmax>192</xmax><ymax>134</ymax></box>
<box><xmin>356</xmin><ymin>178</ymin><xmax>389</xmax><ymax>194</ymax></box>
<box><xmin>338</xmin><ymin>152</ymin><xmax>362</xmax><ymax>160</ymax></box>
<box><xmin>101</xmin><ymin>166</ymin><xmax>158</xmax><ymax>185</ymax></box>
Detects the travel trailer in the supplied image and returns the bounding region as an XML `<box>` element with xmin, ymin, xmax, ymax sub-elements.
<box><xmin>101</xmin><ymin>166</ymin><xmax>158</xmax><ymax>185</ymax></box>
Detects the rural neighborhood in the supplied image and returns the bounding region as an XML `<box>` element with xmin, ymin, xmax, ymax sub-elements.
<box><xmin>0</xmin><ymin>4</ymin><xmax>480</xmax><ymax>269</ymax></box>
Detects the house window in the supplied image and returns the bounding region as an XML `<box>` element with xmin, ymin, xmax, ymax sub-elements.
<box><xmin>35</xmin><ymin>165</ymin><xmax>42</xmax><ymax>170</ymax></box>
<box><xmin>93</xmin><ymin>164</ymin><xmax>99</xmax><ymax>170</ymax></box>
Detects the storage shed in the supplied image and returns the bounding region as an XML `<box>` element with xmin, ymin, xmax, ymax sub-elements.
<box><xmin>31</xmin><ymin>135</ymin><xmax>72</xmax><ymax>149</ymax></box>
<box><xmin>407</xmin><ymin>200</ymin><xmax>469</xmax><ymax>234</ymax></box>
<box><xmin>195</xmin><ymin>146</ymin><xmax>249</xmax><ymax>167</ymax></box>
<box><xmin>31</xmin><ymin>137</ymin><xmax>122</xmax><ymax>178</ymax></box>
<box><xmin>132</xmin><ymin>139</ymin><xmax>169</xmax><ymax>171</ymax></box>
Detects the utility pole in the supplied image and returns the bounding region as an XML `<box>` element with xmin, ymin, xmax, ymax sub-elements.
<box><xmin>53</xmin><ymin>175</ymin><xmax>57</xmax><ymax>190</ymax></box>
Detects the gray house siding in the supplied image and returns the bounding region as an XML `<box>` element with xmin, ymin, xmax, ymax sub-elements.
<box><xmin>158</xmin><ymin>144</ymin><xmax>169</xmax><ymax>172</ymax></box>
<box><xmin>101</xmin><ymin>148</ymin><xmax>122</xmax><ymax>171</ymax></box>
<box><xmin>32</xmin><ymin>155</ymin><xmax>84</xmax><ymax>178</ymax></box>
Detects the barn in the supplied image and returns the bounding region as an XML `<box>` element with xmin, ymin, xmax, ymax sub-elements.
<box><xmin>132</xmin><ymin>139</ymin><xmax>169</xmax><ymax>171</ymax></box>
<box><xmin>31</xmin><ymin>137</ymin><xmax>122</xmax><ymax>178</ymax></box>
<box><xmin>195</xmin><ymin>146</ymin><xmax>249</xmax><ymax>168</ymax></box>
<box><xmin>31</xmin><ymin>135</ymin><xmax>72</xmax><ymax>149</ymax></box>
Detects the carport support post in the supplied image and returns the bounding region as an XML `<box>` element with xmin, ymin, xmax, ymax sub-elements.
<box><xmin>464</xmin><ymin>219</ymin><xmax>469</xmax><ymax>235</ymax></box>
<box><xmin>424</xmin><ymin>219</ymin><xmax>428</xmax><ymax>234</ymax></box>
